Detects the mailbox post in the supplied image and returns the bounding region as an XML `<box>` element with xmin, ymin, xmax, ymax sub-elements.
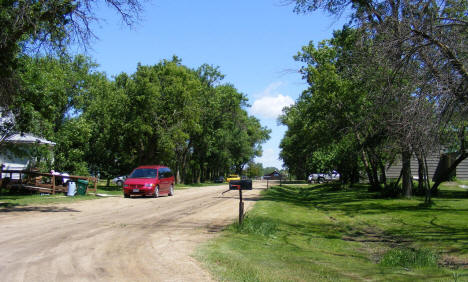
<box><xmin>238</xmin><ymin>186</ymin><xmax>244</xmax><ymax>225</ymax></box>
<box><xmin>229</xmin><ymin>179</ymin><xmax>252</xmax><ymax>225</ymax></box>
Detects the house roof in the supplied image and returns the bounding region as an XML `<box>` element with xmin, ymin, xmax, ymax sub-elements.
<box><xmin>5</xmin><ymin>133</ymin><xmax>56</xmax><ymax>146</ymax></box>
<box><xmin>264</xmin><ymin>170</ymin><xmax>281</xmax><ymax>177</ymax></box>
<box><xmin>1</xmin><ymin>109</ymin><xmax>55</xmax><ymax>147</ymax></box>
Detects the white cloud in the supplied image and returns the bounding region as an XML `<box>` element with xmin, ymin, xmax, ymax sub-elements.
<box><xmin>254</xmin><ymin>148</ymin><xmax>283</xmax><ymax>168</ymax></box>
<box><xmin>251</xmin><ymin>94</ymin><xmax>294</xmax><ymax>119</ymax></box>
<box><xmin>259</xmin><ymin>81</ymin><xmax>284</xmax><ymax>97</ymax></box>
<box><xmin>250</xmin><ymin>82</ymin><xmax>295</xmax><ymax>119</ymax></box>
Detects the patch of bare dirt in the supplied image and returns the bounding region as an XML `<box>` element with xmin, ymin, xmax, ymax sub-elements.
<box><xmin>0</xmin><ymin>182</ymin><xmax>266</xmax><ymax>281</ymax></box>
<box><xmin>441</xmin><ymin>255</ymin><xmax>468</xmax><ymax>269</ymax></box>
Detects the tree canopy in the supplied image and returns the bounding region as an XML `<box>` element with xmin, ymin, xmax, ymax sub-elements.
<box><xmin>281</xmin><ymin>0</ymin><xmax>467</xmax><ymax>201</ymax></box>
<box><xmin>8</xmin><ymin>54</ymin><xmax>270</xmax><ymax>183</ymax></box>
<box><xmin>1</xmin><ymin>0</ymin><xmax>143</xmax><ymax>137</ymax></box>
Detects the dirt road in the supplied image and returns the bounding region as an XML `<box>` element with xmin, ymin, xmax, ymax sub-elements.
<box><xmin>0</xmin><ymin>182</ymin><xmax>266</xmax><ymax>281</ymax></box>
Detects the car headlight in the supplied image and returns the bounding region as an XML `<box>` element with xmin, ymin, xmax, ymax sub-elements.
<box><xmin>144</xmin><ymin>183</ymin><xmax>154</xmax><ymax>187</ymax></box>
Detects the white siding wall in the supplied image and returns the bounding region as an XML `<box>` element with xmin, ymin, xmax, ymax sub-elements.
<box><xmin>0</xmin><ymin>147</ymin><xmax>30</xmax><ymax>179</ymax></box>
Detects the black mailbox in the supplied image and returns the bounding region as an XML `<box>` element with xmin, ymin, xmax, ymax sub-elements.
<box><xmin>229</xmin><ymin>179</ymin><xmax>252</xmax><ymax>190</ymax></box>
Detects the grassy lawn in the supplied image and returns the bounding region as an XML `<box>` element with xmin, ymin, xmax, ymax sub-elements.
<box><xmin>0</xmin><ymin>193</ymin><xmax>97</xmax><ymax>208</ymax></box>
<box><xmin>94</xmin><ymin>180</ymin><xmax>124</xmax><ymax>196</ymax></box>
<box><xmin>196</xmin><ymin>183</ymin><xmax>468</xmax><ymax>281</ymax></box>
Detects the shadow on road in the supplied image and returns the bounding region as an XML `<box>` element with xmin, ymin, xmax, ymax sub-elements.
<box><xmin>0</xmin><ymin>204</ymin><xmax>80</xmax><ymax>213</ymax></box>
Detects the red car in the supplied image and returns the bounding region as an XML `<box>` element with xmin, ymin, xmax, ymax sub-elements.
<box><xmin>123</xmin><ymin>165</ymin><xmax>175</xmax><ymax>198</ymax></box>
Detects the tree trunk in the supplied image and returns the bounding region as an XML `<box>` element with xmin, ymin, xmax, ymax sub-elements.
<box><xmin>361</xmin><ymin>150</ymin><xmax>375</xmax><ymax>188</ymax></box>
<box><xmin>370</xmin><ymin>154</ymin><xmax>380</xmax><ymax>189</ymax></box>
<box><xmin>196</xmin><ymin>165</ymin><xmax>201</xmax><ymax>184</ymax></box>
<box><xmin>176</xmin><ymin>168</ymin><xmax>181</xmax><ymax>184</ymax></box>
<box><xmin>432</xmin><ymin>126</ymin><xmax>467</xmax><ymax>193</ymax></box>
<box><xmin>424</xmin><ymin>156</ymin><xmax>431</xmax><ymax>204</ymax></box>
<box><xmin>416</xmin><ymin>152</ymin><xmax>424</xmax><ymax>192</ymax></box>
<box><xmin>432</xmin><ymin>151</ymin><xmax>468</xmax><ymax>193</ymax></box>
<box><xmin>402</xmin><ymin>150</ymin><xmax>413</xmax><ymax>198</ymax></box>
<box><xmin>394</xmin><ymin>168</ymin><xmax>403</xmax><ymax>190</ymax></box>
<box><xmin>378</xmin><ymin>160</ymin><xmax>387</xmax><ymax>186</ymax></box>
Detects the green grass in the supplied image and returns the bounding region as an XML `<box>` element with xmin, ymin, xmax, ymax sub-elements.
<box><xmin>455</xmin><ymin>179</ymin><xmax>468</xmax><ymax>186</ymax></box>
<box><xmin>0</xmin><ymin>193</ymin><xmax>97</xmax><ymax>208</ymax></box>
<box><xmin>196</xmin><ymin>183</ymin><xmax>468</xmax><ymax>281</ymax></box>
<box><xmin>95</xmin><ymin>183</ymin><xmax>124</xmax><ymax>196</ymax></box>
<box><xmin>380</xmin><ymin>248</ymin><xmax>439</xmax><ymax>268</ymax></box>
<box><xmin>278</xmin><ymin>180</ymin><xmax>308</xmax><ymax>185</ymax></box>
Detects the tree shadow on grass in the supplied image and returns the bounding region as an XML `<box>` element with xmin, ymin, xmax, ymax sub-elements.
<box><xmin>260</xmin><ymin>185</ymin><xmax>468</xmax><ymax>257</ymax></box>
<box><xmin>263</xmin><ymin>185</ymin><xmax>468</xmax><ymax>215</ymax></box>
<box><xmin>262</xmin><ymin>185</ymin><xmax>376</xmax><ymax>210</ymax></box>
<box><xmin>435</xmin><ymin>189</ymin><xmax>468</xmax><ymax>199</ymax></box>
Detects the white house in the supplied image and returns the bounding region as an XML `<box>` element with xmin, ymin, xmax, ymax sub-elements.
<box><xmin>1</xmin><ymin>133</ymin><xmax>56</xmax><ymax>179</ymax></box>
<box><xmin>1</xmin><ymin>109</ymin><xmax>56</xmax><ymax>179</ymax></box>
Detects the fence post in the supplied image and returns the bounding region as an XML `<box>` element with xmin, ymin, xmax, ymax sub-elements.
<box><xmin>93</xmin><ymin>177</ymin><xmax>97</xmax><ymax>194</ymax></box>
<box><xmin>52</xmin><ymin>175</ymin><xmax>55</xmax><ymax>195</ymax></box>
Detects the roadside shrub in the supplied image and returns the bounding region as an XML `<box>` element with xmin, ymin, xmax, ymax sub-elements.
<box><xmin>380</xmin><ymin>248</ymin><xmax>439</xmax><ymax>268</ymax></box>
<box><xmin>230</xmin><ymin>216</ymin><xmax>278</xmax><ymax>237</ymax></box>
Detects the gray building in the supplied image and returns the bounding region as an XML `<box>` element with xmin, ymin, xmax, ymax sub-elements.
<box><xmin>386</xmin><ymin>151</ymin><xmax>468</xmax><ymax>180</ymax></box>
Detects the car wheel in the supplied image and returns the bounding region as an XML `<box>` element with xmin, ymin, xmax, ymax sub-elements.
<box><xmin>168</xmin><ymin>184</ymin><xmax>174</xmax><ymax>196</ymax></box>
<box><xmin>153</xmin><ymin>186</ymin><xmax>159</xmax><ymax>198</ymax></box>
<box><xmin>124</xmin><ymin>193</ymin><xmax>130</xmax><ymax>198</ymax></box>
<box><xmin>116</xmin><ymin>180</ymin><xmax>123</xmax><ymax>186</ymax></box>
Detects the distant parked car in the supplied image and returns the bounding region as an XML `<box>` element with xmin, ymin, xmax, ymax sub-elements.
<box><xmin>214</xmin><ymin>176</ymin><xmax>225</xmax><ymax>183</ymax></box>
<box><xmin>123</xmin><ymin>165</ymin><xmax>175</xmax><ymax>198</ymax></box>
<box><xmin>308</xmin><ymin>171</ymin><xmax>340</xmax><ymax>183</ymax></box>
<box><xmin>226</xmin><ymin>174</ymin><xmax>240</xmax><ymax>183</ymax></box>
<box><xmin>112</xmin><ymin>175</ymin><xmax>127</xmax><ymax>186</ymax></box>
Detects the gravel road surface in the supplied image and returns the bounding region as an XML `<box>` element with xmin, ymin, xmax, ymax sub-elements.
<box><xmin>0</xmin><ymin>182</ymin><xmax>265</xmax><ymax>281</ymax></box>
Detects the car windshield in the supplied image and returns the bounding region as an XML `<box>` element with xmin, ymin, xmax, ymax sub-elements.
<box><xmin>129</xmin><ymin>168</ymin><xmax>157</xmax><ymax>179</ymax></box>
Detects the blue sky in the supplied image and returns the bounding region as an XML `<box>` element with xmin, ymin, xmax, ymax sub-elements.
<box><xmin>88</xmin><ymin>0</ymin><xmax>348</xmax><ymax>168</ymax></box>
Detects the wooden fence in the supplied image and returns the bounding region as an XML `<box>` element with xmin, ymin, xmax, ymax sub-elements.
<box><xmin>0</xmin><ymin>170</ymin><xmax>97</xmax><ymax>195</ymax></box>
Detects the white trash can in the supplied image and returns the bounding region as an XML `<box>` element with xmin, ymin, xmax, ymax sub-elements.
<box><xmin>67</xmin><ymin>181</ymin><xmax>77</xmax><ymax>196</ymax></box>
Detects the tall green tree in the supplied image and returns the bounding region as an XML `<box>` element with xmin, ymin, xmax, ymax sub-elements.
<box><xmin>0</xmin><ymin>0</ymin><xmax>143</xmax><ymax>149</ymax></box>
<box><xmin>10</xmin><ymin>55</ymin><xmax>97</xmax><ymax>174</ymax></box>
<box><xmin>291</xmin><ymin>0</ymin><xmax>468</xmax><ymax>198</ymax></box>
<box><xmin>281</xmin><ymin>28</ymin><xmax>380</xmax><ymax>185</ymax></box>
